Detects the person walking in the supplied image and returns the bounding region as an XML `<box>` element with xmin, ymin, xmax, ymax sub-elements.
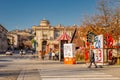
<box><xmin>88</xmin><ymin>50</ymin><xmax>97</xmax><ymax>68</ymax></box>
<box><xmin>48</xmin><ymin>49</ymin><xmax>52</xmax><ymax>60</ymax></box>
<box><xmin>52</xmin><ymin>50</ymin><xmax>55</xmax><ymax>60</ymax></box>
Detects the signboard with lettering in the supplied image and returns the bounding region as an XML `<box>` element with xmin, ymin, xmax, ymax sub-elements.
<box><xmin>64</xmin><ymin>43</ymin><xmax>75</xmax><ymax>58</ymax></box>
<box><xmin>63</xmin><ymin>43</ymin><xmax>76</xmax><ymax>64</ymax></box>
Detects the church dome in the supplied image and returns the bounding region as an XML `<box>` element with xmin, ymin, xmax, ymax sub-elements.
<box><xmin>40</xmin><ymin>19</ymin><xmax>50</xmax><ymax>26</ymax></box>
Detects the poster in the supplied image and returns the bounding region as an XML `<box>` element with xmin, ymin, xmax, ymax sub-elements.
<box><xmin>94</xmin><ymin>35</ymin><xmax>103</xmax><ymax>48</ymax></box>
<box><xmin>64</xmin><ymin>44</ymin><xmax>75</xmax><ymax>58</ymax></box>
<box><xmin>93</xmin><ymin>49</ymin><xmax>103</xmax><ymax>63</ymax></box>
<box><xmin>93</xmin><ymin>35</ymin><xmax>104</xmax><ymax>65</ymax></box>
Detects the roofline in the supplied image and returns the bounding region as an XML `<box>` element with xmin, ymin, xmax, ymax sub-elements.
<box><xmin>0</xmin><ymin>24</ymin><xmax>8</xmax><ymax>32</ymax></box>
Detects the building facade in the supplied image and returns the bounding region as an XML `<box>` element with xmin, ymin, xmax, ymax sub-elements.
<box><xmin>32</xmin><ymin>19</ymin><xmax>77</xmax><ymax>53</ymax></box>
<box><xmin>7</xmin><ymin>32</ymin><xmax>19</xmax><ymax>49</ymax></box>
<box><xmin>8</xmin><ymin>29</ymin><xmax>33</xmax><ymax>49</ymax></box>
<box><xmin>0</xmin><ymin>24</ymin><xmax>8</xmax><ymax>52</ymax></box>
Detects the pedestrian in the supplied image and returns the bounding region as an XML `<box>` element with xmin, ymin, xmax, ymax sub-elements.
<box><xmin>88</xmin><ymin>50</ymin><xmax>97</xmax><ymax>68</ymax></box>
<box><xmin>52</xmin><ymin>50</ymin><xmax>55</xmax><ymax>60</ymax></box>
<box><xmin>55</xmin><ymin>50</ymin><xmax>59</xmax><ymax>60</ymax></box>
<box><xmin>19</xmin><ymin>49</ymin><xmax>23</xmax><ymax>56</ymax></box>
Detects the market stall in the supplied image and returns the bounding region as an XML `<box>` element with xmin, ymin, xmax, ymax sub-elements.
<box><xmin>57</xmin><ymin>32</ymin><xmax>71</xmax><ymax>61</ymax></box>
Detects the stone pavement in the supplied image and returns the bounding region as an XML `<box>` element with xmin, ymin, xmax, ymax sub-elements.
<box><xmin>17</xmin><ymin>69</ymin><xmax>41</xmax><ymax>80</ymax></box>
<box><xmin>16</xmin><ymin>68</ymin><xmax>120</xmax><ymax>80</ymax></box>
<box><xmin>16</xmin><ymin>60</ymin><xmax>120</xmax><ymax>80</ymax></box>
<box><xmin>1</xmin><ymin>54</ymin><xmax>120</xmax><ymax>80</ymax></box>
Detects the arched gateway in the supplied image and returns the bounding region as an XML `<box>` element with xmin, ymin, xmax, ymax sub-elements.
<box><xmin>42</xmin><ymin>40</ymin><xmax>47</xmax><ymax>53</ymax></box>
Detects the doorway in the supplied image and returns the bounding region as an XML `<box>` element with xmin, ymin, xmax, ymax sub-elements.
<box><xmin>42</xmin><ymin>40</ymin><xmax>47</xmax><ymax>53</ymax></box>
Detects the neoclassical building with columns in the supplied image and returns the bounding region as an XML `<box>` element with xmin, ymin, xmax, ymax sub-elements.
<box><xmin>32</xmin><ymin>19</ymin><xmax>77</xmax><ymax>53</ymax></box>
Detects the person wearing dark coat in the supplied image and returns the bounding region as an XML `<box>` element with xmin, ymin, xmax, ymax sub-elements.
<box><xmin>88</xmin><ymin>50</ymin><xmax>97</xmax><ymax>68</ymax></box>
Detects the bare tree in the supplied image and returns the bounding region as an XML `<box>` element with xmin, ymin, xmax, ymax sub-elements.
<box><xmin>97</xmin><ymin>0</ymin><xmax>111</xmax><ymax>27</ymax></box>
<box><xmin>82</xmin><ymin>0</ymin><xmax>120</xmax><ymax>35</ymax></box>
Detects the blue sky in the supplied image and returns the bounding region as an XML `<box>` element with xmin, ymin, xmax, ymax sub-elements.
<box><xmin>0</xmin><ymin>0</ymin><xmax>98</xmax><ymax>31</ymax></box>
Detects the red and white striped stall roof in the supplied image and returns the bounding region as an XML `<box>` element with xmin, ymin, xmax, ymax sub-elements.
<box><xmin>57</xmin><ymin>32</ymin><xmax>71</xmax><ymax>41</ymax></box>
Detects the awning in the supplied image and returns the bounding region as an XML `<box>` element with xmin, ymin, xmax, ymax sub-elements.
<box><xmin>57</xmin><ymin>32</ymin><xmax>71</xmax><ymax>41</ymax></box>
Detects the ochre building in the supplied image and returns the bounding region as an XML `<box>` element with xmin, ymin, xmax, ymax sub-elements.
<box><xmin>32</xmin><ymin>19</ymin><xmax>77</xmax><ymax>53</ymax></box>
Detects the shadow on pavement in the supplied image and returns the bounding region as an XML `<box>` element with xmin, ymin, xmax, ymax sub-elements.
<box><xmin>0</xmin><ymin>70</ymin><xmax>20</xmax><ymax>78</ymax></box>
<box><xmin>76</xmin><ymin>61</ymin><xmax>86</xmax><ymax>64</ymax></box>
<box><xmin>0</xmin><ymin>65</ymin><xmax>7</xmax><ymax>67</ymax></box>
<box><xmin>0</xmin><ymin>60</ymin><xmax>12</xmax><ymax>62</ymax></box>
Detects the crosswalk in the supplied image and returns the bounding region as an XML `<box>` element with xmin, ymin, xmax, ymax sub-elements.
<box><xmin>40</xmin><ymin>75</ymin><xmax>120</xmax><ymax>80</ymax></box>
<box><xmin>17</xmin><ymin>69</ymin><xmax>40</xmax><ymax>80</ymax></box>
<box><xmin>39</xmin><ymin>69</ymin><xmax>120</xmax><ymax>80</ymax></box>
<box><xmin>1</xmin><ymin>54</ymin><xmax>120</xmax><ymax>80</ymax></box>
<box><xmin>16</xmin><ymin>65</ymin><xmax>120</xmax><ymax>80</ymax></box>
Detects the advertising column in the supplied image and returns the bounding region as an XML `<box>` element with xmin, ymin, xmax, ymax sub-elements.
<box><xmin>64</xmin><ymin>43</ymin><xmax>76</xmax><ymax>64</ymax></box>
<box><xmin>94</xmin><ymin>35</ymin><xmax>104</xmax><ymax>65</ymax></box>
